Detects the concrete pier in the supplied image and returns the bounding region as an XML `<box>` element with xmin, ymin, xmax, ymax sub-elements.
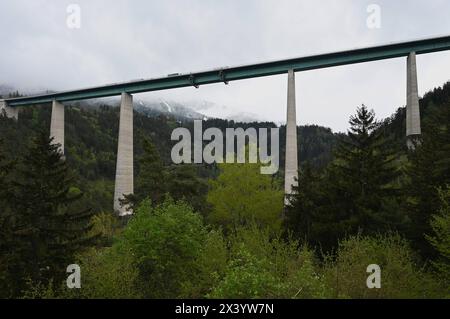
<box><xmin>114</xmin><ymin>92</ymin><xmax>134</xmax><ymax>216</ymax></box>
<box><xmin>50</xmin><ymin>100</ymin><xmax>65</xmax><ymax>155</ymax></box>
<box><xmin>0</xmin><ymin>100</ymin><xmax>19</xmax><ymax>120</ymax></box>
<box><xmin>284</xmin><ymin>69</ymin><xmax>298</xmax><ymax>202</ymax></box>
<box><xmin>406</xmin><ymin>51</ymin><xmax>421</xmax><ymax>149</ymax></box>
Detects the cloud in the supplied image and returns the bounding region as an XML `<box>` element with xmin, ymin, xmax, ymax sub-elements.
<box><xmin>0</xmin><ymin>0</ymin><xmax>449</xmax><ymax>132</ymax></box>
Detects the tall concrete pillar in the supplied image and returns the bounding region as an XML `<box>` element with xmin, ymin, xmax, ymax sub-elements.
<box><xmin>0</xmin><ymin>100</ymin><xmax>19</xmax><ymax>120</ymax></box>
<box><xmin>50</xmin><ymin>100</ymin><xmax>65</xmax><ymax>155</ymax></box>
<box><xmin>114</xmin><ymin>92</ymin><xmax>134</xmax><ymax>216</ymax></box>
<box><xmin>406</xmin><ymin>51</ymin><xmax>421</xmax><ymax>149</ymax></box>
<box><xmin>284</xmin><ymin>69</ymin><xmax>298</xmax><ymax>202</ymax></box>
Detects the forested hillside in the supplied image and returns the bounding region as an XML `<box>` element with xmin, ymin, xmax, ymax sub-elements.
<box><xmin>0</xmin><ymin>82</ymin><xmax>449</xmax><ymax>299</ymax></box>
<box><xmin>0</xmin><ymin>98</ymin><xmax>341</xmax><ymax>213</ymax></box>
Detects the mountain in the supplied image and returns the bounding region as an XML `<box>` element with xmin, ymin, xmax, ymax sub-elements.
<box><xmin>1</xmin><ymin>83</ymin><xmax>268</xmax><ymax>123</ymax></box>
<box><xmin>0</xmin><ymin>84</ymin><xmax>208</xmax><ymax>121</ymax></box>
<box><xmin>0</xmin><ymin>84</ymin><xmax>18</xmax><ymax>97</ymax></box>
<box><xmin>134</xmin><ymin>99</ymin><xmax>207</xmax><ymax>120</ymax></box>
<box><xmin>1</xmin><ymin>81</ymin><xmax>449</xmax><ymax>214</ymax></box>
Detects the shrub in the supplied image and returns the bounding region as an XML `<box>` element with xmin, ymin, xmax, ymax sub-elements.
<box><xmin>120</xmin><ymin>197</ymin><xmax>227</xmax><ymax>298</ymax></box>
<box><xmin>69</xmin><ymin>245</ymin><xmax>141</xmax><ymax>299</ymax></box>
<box><xmin>425</xmin><ymin>187</ymin><xmax>450</xmax><ymax>291</ymax></box>
<box><xmin>207</xmin><ymin>162</ymin><xmax>284</xmax><ymax>233</ymax></box>
<box><xmin>323</xmin><ymin>233</ymin><xmax>444</xmax><ymax>298</ymax></box>
<box><xmin>209</xmin><ymin>225</ymin><xmax>331</xmax><ymax>298</ymax></box>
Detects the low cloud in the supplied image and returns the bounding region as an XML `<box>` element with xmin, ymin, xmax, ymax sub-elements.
<box><xmin>1</xmin><ymin>0</ymin><xmax>449</xmax><ymax>132</ymax></box>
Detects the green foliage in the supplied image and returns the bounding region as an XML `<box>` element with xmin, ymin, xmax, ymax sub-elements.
<box><xmin>207</xmin><ymin>162</ymin><xmax>284</xmax><ymax>232</ymax></box>
<box><xmin>0</xmin><ymin>102</ymin><xmax>343</xmax><ymax>216</ymax></box>
<box><xmin>89</xmin><ymin>211</ymin><xmax>122</xmax><ymax>246</ymax></box>
<box><xmin>285</xmin><ymin>163</ymin><xmax>322</xmax><ymax>243</ymax></box>
<box><xmin>72</xmin><ymin>180</ymin><xmax>114</xmax><ymax>217</ymax></box>
<box><xmin>425</xmin><ymin>187</ymin><xmax>450</xmax><ymax>288</ymax></box>
<box><xmin>1</xmin><ymin>83</ymin><xmax>449</xmax><ymax>299</ymax></box>
<box><xmin>124</xmin><ymin>137</ymin><xmax>208</xmax><ymax>212</ymax></box>
<box><xmin>69</xmin><ymin>246</ymin><xmax>141</xmax><ymax>299</ymax></box>
<box><xmin>165</xmin><ymin>164</ymin><xmax>208</xmax><ymax>213</ymax></box>
<box><xmin>323</xmin><ymin>233</ymin><xmax>444</xmax><ymax>298</ymax></box>
<box><xmin>181</xmin><ymin>228</ymin><xmax>228</xmax><ymax>298</ymax></box>
<box><xmin>287</xmin><ymin>105</ymin><xmax>404</xmax><ymax>251</ymax></box>
<box><xmin>20</xmin><ymin>279</ymin><xmax>60</xmax><ymax>299</ymax></box>
<box><xmin>120</xmin><ymin>198</ymin><xmax>226</xmax><ymax>298</ymax></box>
<box><xmin>2</xmin><ymin>130</ymin><xmax>96</xmax><ymax>297</ymax></box>
<box><xmin>59</xmin><ymin>199</ymin><xmax>226</xmax><ymax>299</ymax></box>
<box><xmin>209</xmin><ymin>225</ymin><xmax>331</xmax><ymax>299</ymax></box>
<box><xmin>0</xmin><ymin>138</ymin><xmax>17</xmax><ymax>298</ymax></box>
<box><xmin>130</xmin><ymin>137</ymin><xmax>167</xmax><ymax>207</ymax></box>
<box><xmin>407</xmin><ymin>101</ymin><xmax>450</xmax><ymax>257</ymax></box>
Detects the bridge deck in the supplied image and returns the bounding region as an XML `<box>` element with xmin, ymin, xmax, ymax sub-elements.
<box><xmin>4</xmin><ymin>35</ymin><xmax>450</xmax><ymax>106</ymax></box>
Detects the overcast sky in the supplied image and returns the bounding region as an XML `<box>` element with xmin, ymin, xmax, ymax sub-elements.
<box><xmin>1</xmin><ymin>0</ymin><xmax>449</xmax><ymax>132</ymax></box>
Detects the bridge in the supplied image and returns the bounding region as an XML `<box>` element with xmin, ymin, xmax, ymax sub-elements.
<box><xmin>2</xmin><ymin>35</ymin><xmax>450</xmax><ymax>215</ymax></box>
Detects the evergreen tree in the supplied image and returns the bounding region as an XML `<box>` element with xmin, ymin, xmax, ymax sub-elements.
<box><xmin>287</xmin><ymin>106</ymin><xmax>403</xmax><ymax>251</ymax></box>
<box><xmin>8</xmin><ymin>130</ymin><xmax>95</xmax><ymax>294</ymax></box>
<box><xmin>137</xmin><ymin>137</ymin><xmax>166</xmax><ymax>203</ymax></box>
<box><xmin>324</xmin><ymin>106</ymin><xmax>403</xmax><ymax>244</ymax></box>
<box><xmin>123</xmin><ymin>137</ymin><xmax>208</xmax><ymax>213</ymax></box>
<box><xmin>0</xmin><ymin>137</ymin><xmax>14</xmax><ymax>201</ymax></box>
<box><xmin>407</xmin><ymin>102</ymin><xmax>450</xmax><ymax>257</ymax></box>
<box><xmin>124</xmin><ymin>137</ymin><xmax>167</xmax><ymax>209</ymax></box>
<box><xmin>425</xmin><ymin>187</ymin><xmax>450</xmax><ymax>287</ymax></box>
<box><xmin>285</xmin><ymin>163</ymin><xmax>322</xmax><ymax>242</ymax></box>
<box><xmin>166</xmin><ymin>164</ymin><xmax>208</xmax><ymax>213</ymax></box>
<box><xmin>0</xmin><ymin>138</ymin><xmax>17</xmax><ymax>297</ymax></box>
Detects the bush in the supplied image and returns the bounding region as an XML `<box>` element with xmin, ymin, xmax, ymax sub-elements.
<box><xmin>119</xmin><ymin>197</ymin><xmax>227</xmax><ymax>298</ymax></box>
<box><xmin>209</xmin><ymin>225</ymin><xmax>331</xmax><ymax>298</ymax></box>
<box><xmin>207</xmin><ymin>162</ymin><xmax>284</xmax><ymax>233</ymax></box>
<box><xmin>69</xmin><ymin>245</ymin><xmax>141</xmax><ymax>299</ymax></box>
<box><xmin>89</xmin><ymin>211</ymin><xmax>122</xmax><ymax>246</ymax></box>
<box><xmin>323</xmin><ymin>233</ymin><xmax>445</xmax><ymax>298</ymax></box>
<box><xmin>426</xmin><ymin>187</ymin><xmax>450</xmax><ymax>289</ymax></box>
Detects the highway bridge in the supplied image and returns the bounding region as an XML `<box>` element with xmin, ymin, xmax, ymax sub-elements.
<box><xmin>2</xmin><ymin>35</ymin><xmax>449</xmax><ymax>215</ymax></box>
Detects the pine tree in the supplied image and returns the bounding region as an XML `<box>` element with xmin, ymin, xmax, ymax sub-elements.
<box><xmin>124</xmin><ymin>137</ymin><xmax>167</xmax><ymax>210</ymax></box>
<box><xmin>0</xmin><ymin>137</ymin><xmax>14</xmax><ymax>201</ymax></box>
<box><xmin>425</xmin><ymin>187</ymin><xmax>450</xmax><ymax>286</ymax></box>
<box><xmin>285</xmin><ymin>163</ymin><xmax>322</xmax><ymax>242</ymax></box>
<box><xmin>407</xmin><ymin>102</ymin><xmax>450</xmax><ymax>257</ymax></box>
<box><xmin>123</xmin><ymin>137</ymin><xmax>208</xmax><ymax>212</ymax></box>
<box><xmin>326</xmin><ymin>106</ymin><xmax>403</xmax><ymax>239</ymax></box>
<box><xmin>166</xmin><ymin>164</ymin><xmax>208</xmax><ymax>213</ymax></box>
<box><xmin>287</xmin><ymin>105</ymin><xmax>404</xmax><ymax>251</ymax></box>
<box><xmin>137</xmin><ymin>137</ymin><xmax>166</xmax><ymax>202</ymax></box>
<box><xmin>0</xmin><ymin>138</ymin><xmax>17</xmax><ymax>297</ymax></box>
<box><xmin>10</xmin><ymin>130</ymin><xmax>95</xmax><ymax>292</ymax></box>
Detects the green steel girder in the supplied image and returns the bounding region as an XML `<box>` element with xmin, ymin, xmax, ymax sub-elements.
<box><xmin>4</xmin><ymin>35</ymin><xmax>450</xmax><ymax>107</ymax></box>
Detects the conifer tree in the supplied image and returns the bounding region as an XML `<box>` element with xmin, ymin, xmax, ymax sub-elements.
<box><xmin>0</xmin><ymin>138</ymin><xmax>17</xmax><ymax>297</ymax></box>
<box><xmin>10</xmin><ymin>130</ymin><xmax>95</xmax><ymax>291</ymax></box>
<box><xmin>425</xmin><ymin>187</ymin><xmax>450</xmax><ymax>286</ymax></box>
<box><xmin>407</xmin><ymin>103</ymin><xmax>450</xmax><ymax>257</ymax></box>
<box><xmin>285</xmin><ymin>163</ymin><xmax>322</xmax><ymax>242</ymax></box>
<box><xmin>287</xmin><ymin>106</ymin><xmax>403</xmax><ymax>251</ymax></box>
<box><xmin>324</xmin><ymin>106</ymin><xmax>403</xmax><ymax>243</ymax></box>
<box><xmin>126</xmin><ymin>137</ymin><xmax>167</xmax><ymax>209</ymax></box>
<box><xmin>123</xmin><ymin>137</ymin><xmax>207</xmax><ymax>212</ymax></box>
<box><xmin>166</xmin><ymin>164</ymin><xmax>208</xmax><ymax>213</ymax></box>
